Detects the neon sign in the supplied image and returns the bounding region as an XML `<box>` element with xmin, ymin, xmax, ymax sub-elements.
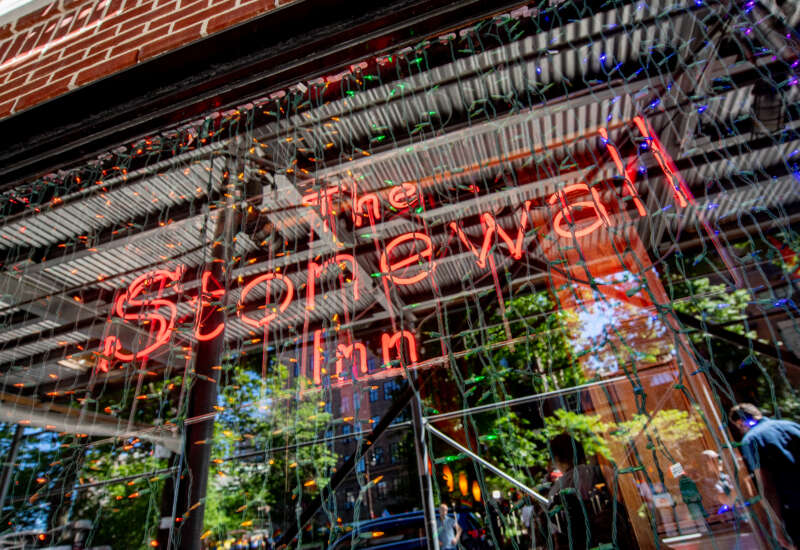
<box><xmin>98</xmin><ymin>117</ymin><xmax>725</xmax><ymax>378</ymax></box>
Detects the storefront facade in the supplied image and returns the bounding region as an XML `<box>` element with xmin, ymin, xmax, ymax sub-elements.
<box><xmin>1</xmin><ymin>0</ymin><xmax>799</xmax><ymax>549</ymax></box>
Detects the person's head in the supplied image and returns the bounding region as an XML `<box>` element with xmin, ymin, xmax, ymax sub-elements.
<box><xmin>439</xmin><ymin>503</ymin><xmax>448</xmax><ymax>518</ymax></box>
<box><xmin>729</xmin><ymin>403</ymin><xmax>763</xmax><ymax>434</ymax></box>
<box><xmin>549</xmin><ymin>432</ymin><xmax>586</xmax><ymax>472</ymax></box>
<box><xmin>700</xmin><ymin>449</ymin><xmax>722</xmax><ymax>476</ymax></box>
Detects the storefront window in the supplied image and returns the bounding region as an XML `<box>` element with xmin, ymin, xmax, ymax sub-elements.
<box><xmin>1</xmin><ymin>1</ymin><xmax>799</xmax><ymax>549</ymax></box>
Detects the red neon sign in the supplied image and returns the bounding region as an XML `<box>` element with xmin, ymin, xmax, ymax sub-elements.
<box><xmin>388</xmin><ymin>182</ymin><xmax>419</xmax><ymax>209</ymax></box>
<box><xmin>598</xmin><ymin>127</ymin><xmax>647</xmax><ymax>217</ymax></box>
<box><xmin>449</xmin><ymin>203</ymin><xmax>532</xmax><ymax>268</ymax></box>
<box><xmin>305</xmin><ymin>254</ymin><xmax>359</xmax><ymax>311</ymax></box>
<box><xmin>97</xmin><ymin>268</ymin><xmax>182</xmax><ymax>372</ymax></box>
<box><xmin>312</xmin><ymin>329</ymin><xmax>419</xmax><ymax>384</ymax></box>
<box><xmin>548</xmin><ymin>183</ymin><xmax>612</xmax><ymax>239</ymax></box>
<box><xmin>238</xmin><ymin>272</ymin><xmax>294</xmax><ymax>329</ymax></box>
<box><xmin>379</xmin><ymin>232</ymin><xmax>434</xmax><ymax>285</ymax></box>
<box><xmin>382</xmin><ymin>330</ymin><xmax>418</xmax><ymax>368</ymax></box>
<box><xmin>353</xmin><ymin>191</ymin><xmax>380</xmax><ymax>227</ymax></box>
<box><xmin>632</xmin><ymin>116</ymin><xmax>691</xmax><ymax>208</ymax></box>
<box><xmin>336</xmin><ymin>342</ymin><xmax>368</xmax><ymax>378</ymax></box>
<box><xmin>193</xmin><ymin>270</ymin><xmax>226</xmax><ymax>341</ymax></box>
<box><xmin>303</xmin><ymin>180</ymin><xmax>423</xmax><ymax>231</ymax></box>
<box><xmin>98</xmin><ymin>118</ymin><xmax>714</xmax><ymax>375</ymax></box>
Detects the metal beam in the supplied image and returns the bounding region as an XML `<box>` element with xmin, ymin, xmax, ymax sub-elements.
<box><xmin>0</xmin><ymin>392</ymin><xmax>181</xmax><ymax>453</ymax></box>
<box><xmin>424</xmin><ymin>422</ymin><xmax>548</xmax><ymax>506</ymax></box>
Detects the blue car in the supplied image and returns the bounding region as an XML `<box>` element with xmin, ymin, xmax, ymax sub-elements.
<box><xmin>327</xmin><ymin>511</ymin><xmax>491</xmax><ymax>550</ymax></box>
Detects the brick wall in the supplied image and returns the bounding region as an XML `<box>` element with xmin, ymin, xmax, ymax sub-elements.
<box><xmin>0</xmin><ymin>0</ymin><xmax>293</xmax><ymax>118</ymax></box>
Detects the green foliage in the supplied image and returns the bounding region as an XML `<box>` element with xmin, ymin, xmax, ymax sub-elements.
<box><xmin>609</xmin><ymin>409</ymin><xmax>704</xmax><ymax>446</ymax></box>
<box><xmin>483</xmin><ymin>412</ymin><xmax>544</xmax><ymax>471</ymax></box>
<box><xmin>480</xmin><ymin>407</ymin><xmax>704</xmax><ymax>489</ymax></box>
<box><xmin>462</xmin><ymin>291</ymin><xmax>584</xmax><ymax>403</ymax></box>
<box><xmin>203</xmin><ymin>360</ymin><xmax>336</xmax><ymax>544</ymax></box>
<box><xmin>446</xmin><ymin>290</ymin><xmax>595</xmax><ymax>492</ymax></box>
<box><xmin>670</xmin><ymin>277</ymin><xmax>753</xmax><ymax>337</ymax></box>
<box><xmin>536</xmin><ymin>409</ymin><xmax>613</xmax><ymax>463</ymax></box>
<box><xmin>73</xmin><ymin>442</ymin><xmax>167</xmax><ymax>549</ymax></box>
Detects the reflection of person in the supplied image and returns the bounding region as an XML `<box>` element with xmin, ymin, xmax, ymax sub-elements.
<box><xmin>546</xmin><ymin>433</ymin><xmax>636</xmax><ymax>549</ymax></box>
<box><xmin>437</xmin><ymin>503</ymin><xmax>462</xmax><ymax>550</ymax></box>
<box><xmin>729</xmin><ymin>403</ymin><xmax>800</xmax><ymax>549</ymax></box>
<box><xmin>699</xmin><ymin>449</ymin><xmax>733</xmax><ymax>511</ymax></box>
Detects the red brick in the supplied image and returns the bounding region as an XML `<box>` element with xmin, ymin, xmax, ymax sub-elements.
<box><xmin>138</xmin><ymin>22</ymin><xmax>202</xmax><ymax>60</ymax></box>
<box><xmin>34</xmin><ymin>18</ymin><xmax>61</xmax><ymax>49</ymax></box>
<box><xmin>50</xmin><ymin>13</ymin><xmax>76</xmax><ymax>43</ymax></box>
<box><xmin>9</xmin><ymin>49</ymin><xmax>63</xmax><ymax>81</ymax></box>
<box><xmin>48</xmin><ymin>50</ymin><xmax>105</xmax><ymax>81</ymax></box>
<box><xmin>62</xmin><ymin>0</ymin><xmax>85</xmax><ymax>10</ymax></box>
<box><xmin>74</xmin><ymin>49</ymin><xmax>137</xmax><ymax>86</ymax></box>
<box><xmin>0</xmin><ymin>99</ymin><xmax>15</xmax><ymax>117</ymax></box>
<box><xmin>0</xmin><ymin>38</ymin><xmax>11</xmax><ymax>62</ymax></box>
<box><xmin>100</xmin><ymin>3</ymin><xmax>151</xmax><ymax>28</ymax></box>
<box><xmin>108</xmin><ymin>28</ymin><xmax>165</xmax><ymax>57</ymax></box>
<box><xmin>2</xmin><ymin>33</ymin><xmax>27</xmax><ymax>64</ymax></box>
<box><xmin>104</xmin><ymin>0</ymin><xmax>127</xmax><ymax>15</ymax></box>
<box><xmin>0</xmin><ymin>74</ymin><xmax>30</xmax><ymax>101</ymax></box>
<box><xmin>147</xmin><ymin>0</ymin><xmax>234</xmax><ymax>34</ymax></box>
<box><xmin>15</xmin><ymin>3</ymin><xmax>59</xmax><ymax>31</ymax></box>
<box><xmin>67</xmin><ymin>4</ymin><xmax>96</xmax><ymax>34</ymax></box>
<box><xmin>88</xmin><ymin>23</ymin><xmax>142</xmax><ymax>57</ymax></box>
<box><xmin>1</xmin><ymin>74</ymin><xmax>51</xmax><ymax>105</ymax></box>
<box><xmin>14</xmin><ymin>77</ymin><xmax>71</xmax><ymax>112</ymax></box>
<box><xmin>101</xmin><ymin>0</ymin><xmax>172</xmax><ymax>31</ymax></box>
<box><xmin>178</xmin><ymin>0</ymin><xmax>208</xmax><ymax>9</ymax></box>
<box><xmin>0</xmin><ymin>24</ymin><xmax>12</xmax><ymax>40</ymax></box>
<box><xmin>60</xmin><ymin>25</ymin><xmax>117</xmax><ymax>58</ymax></box>
<box><xmin>86</xmin><ymin>0</ymin><xmax>108</xmax><ymax>26</ymax></box>
<box><xmin>28</xmin><ymin>49</ymin><xmax>83</xmax><ymax>80</ymax></box>
<box><xmin>205</xmin><ymin>0</ymin><xmax>274</xmax><ymax>36</ymax></box>
<box><xmin>18</xmin><ymin>24</ymin><xmax>46</xmax><ymax>59</ymax></box>
<box><xmin>126</xmin><ymin>1</ymin><xmax>177</xmax><ymax>30</ymax></box>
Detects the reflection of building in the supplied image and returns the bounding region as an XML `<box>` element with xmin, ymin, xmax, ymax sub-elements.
<box><xmin>331</xmin><ymin>373</ymin><xmax>414</xmax><ymax>521</ymax></box>
<box><xmin>281</xmin><ymin>341</ymin><xmax>418</xmax><ymax>523</ymax></box>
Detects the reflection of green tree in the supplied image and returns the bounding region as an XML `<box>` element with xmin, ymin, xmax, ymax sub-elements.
<box><xmin>74</xmin><ymin>444</ymin><xmax>166</xmax><ymax>549</ymax></box>
<box><xmin>536</xmin><ymin>409</ymin><xmax>612</xmax><ymax>462</ymax></box>
<box><xmin>69</xmin><ymin>373</ymin><xmax>181</xmax><ymax>548</ymax></box>
<box><xmin>480</xmin><ymin>408</ymin><xmax>703</xmax><ymax>485</ymax></box>
<box><xmin>461</xmin><ymin>291</ymin><xmax>584</xmax><ymax>403</ymax></box>
<box><xmin>609</xmin><ymin>408</ymin><xmax>705</xmax><ymax>465</ymax></box>
<box><xmin>671</xmin><ymin>277</ymin><xmax>753</xmax><ymax>340</ymax></box>
<box><xmin>1</xmin><ymin>370</ymin><xmax>180</xmax><ymax>548</ymax></box>
<box><xmin>665</xmin><ymin>261</ymin><xmax>798</xmax><ymax>419</ymax></box>
<box><xmin>609</xmin><ymin>409</ymin><xmax>704</xmax><ymax>446</ymax></box>
<box><xmin>448</xmin><ymin>291</ymin><xmax>591</xmax><ymax>489</ymax></box>
<box><xmin>204</xmin><ymin>360</ymin><xmax>336</xmax><ymax>544</ymax></box>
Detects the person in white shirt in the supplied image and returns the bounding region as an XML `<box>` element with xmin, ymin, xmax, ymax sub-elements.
<box><xmin>437</xmin><ymin>503</ymin><xmax>462</xmax><ymax>550</ymax></box>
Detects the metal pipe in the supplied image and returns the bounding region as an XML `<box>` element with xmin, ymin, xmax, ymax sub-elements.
<box><xmin>411</xmin><ymin>382</ymin><xmax>439</xmax><ymax>550</ymax></box>
<box><xmin>0</xmin><ymin>423</ymin><xmax>23</xmax><ymax>515</ymax></box>
<box><xmin>424</xmin><ymin>422</ymin><xmax>549</xmax><ymax>506</ymax></box>
<box><xmin>425</xmin><ymin>376</ymin><xmax>627</xmax><ymax>423</ymax></box>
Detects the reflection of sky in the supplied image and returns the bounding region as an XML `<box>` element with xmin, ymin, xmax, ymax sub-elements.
<box><xmin>571</xmin><ymin>272</ymin><xmax>670</xmax><ymax>374</ymax></box>
<box><xmin>576</xmin><ymin>303</ymin><xmax>622</xmax><ymax>374</ymax></box>
<box><xmin>217</xmin><ymin>370</ymin><xmax>272</xmax><ymax>423</ymax></box>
